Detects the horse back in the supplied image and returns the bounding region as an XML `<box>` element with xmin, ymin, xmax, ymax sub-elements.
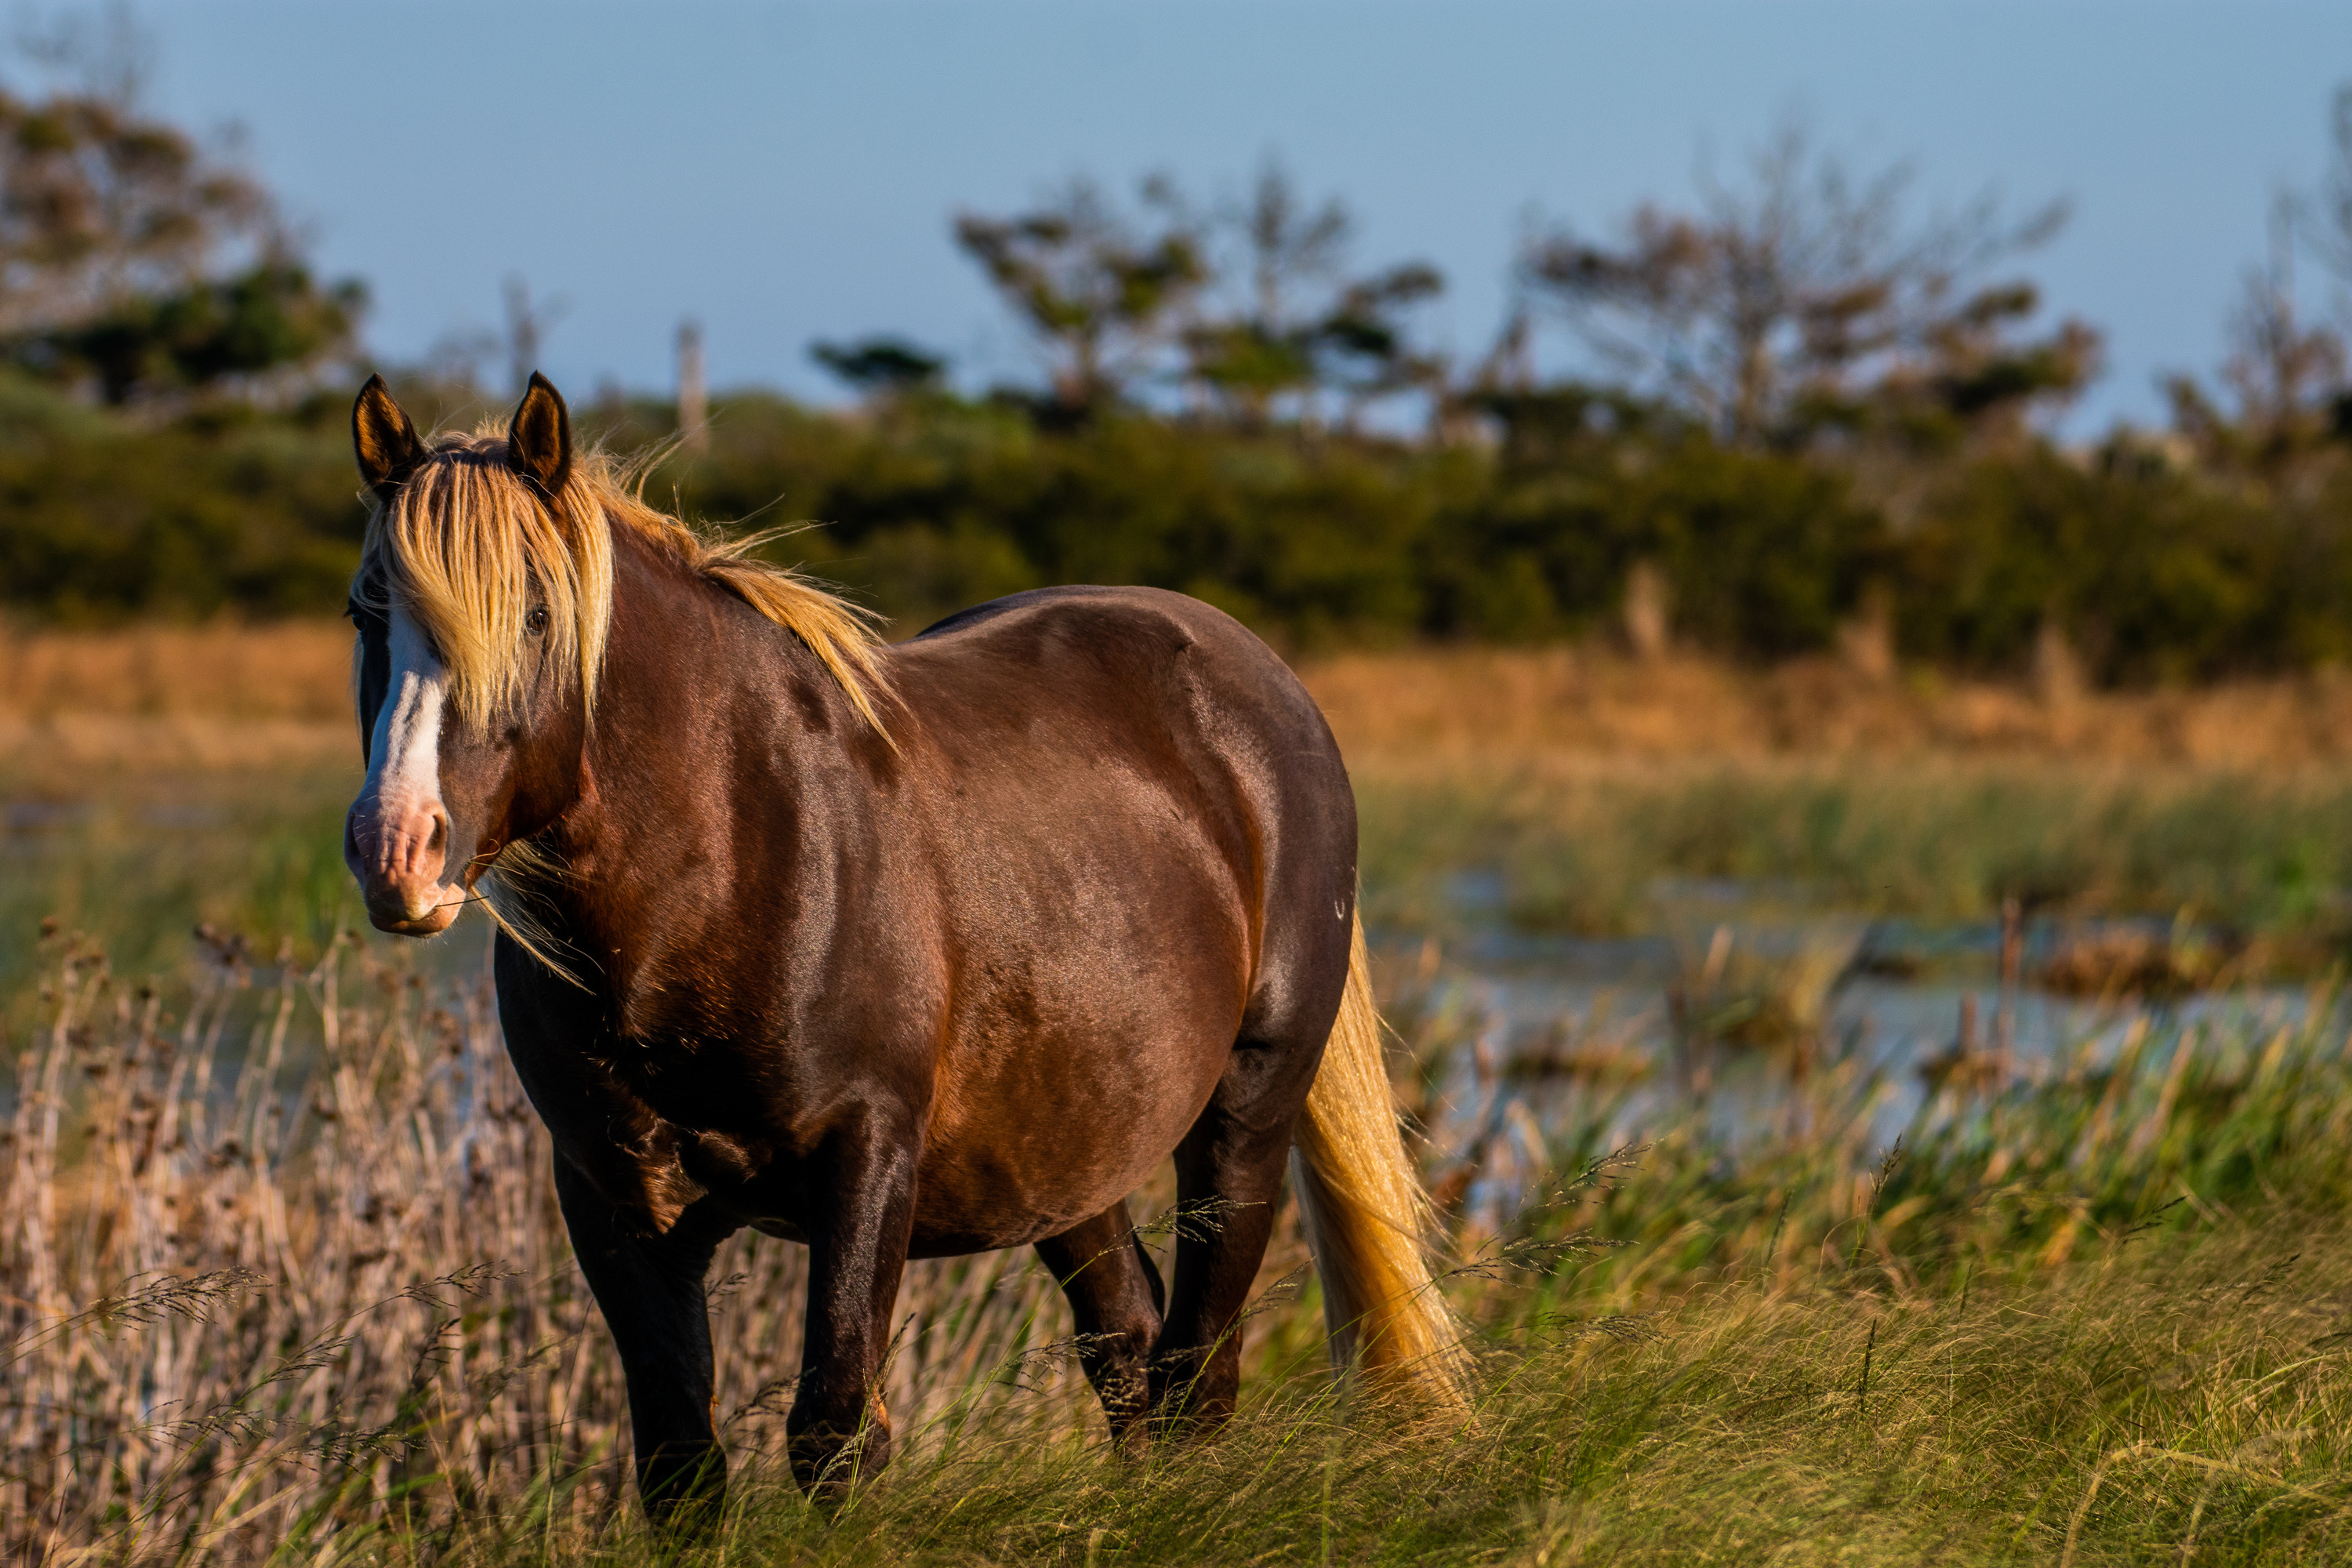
<box><xmin>895</xmin><ymin>585</ymin><xmax>1356</xmax><ymax>938</ymax></box>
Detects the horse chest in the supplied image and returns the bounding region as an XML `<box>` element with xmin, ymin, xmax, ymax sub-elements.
<box><xmin>599</xmin><ymin>1030</ymin><xmax>811</xmax><ymax>1150</ymax></box>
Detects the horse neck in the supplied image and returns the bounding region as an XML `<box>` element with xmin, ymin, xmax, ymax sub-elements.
<box><xmin>554</xmin><ymin>521</ymin><xmax>870</xmax><ymax>902</ymax></box>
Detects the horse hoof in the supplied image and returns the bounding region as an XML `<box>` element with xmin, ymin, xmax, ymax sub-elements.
<box><xmin>789</xmin><ymin>1419</ymin><xmax>892</xmax><ymax>1501</ymax></box>
<box><xmin>638</xmin><ymin>1442</ymin><xmax>728</xmax><ymax>1537</ymax></box>
<box><xmin>644</xmin><ymin>1485</ymin><xmax>727</xmax><ymax>1540</ymax></box>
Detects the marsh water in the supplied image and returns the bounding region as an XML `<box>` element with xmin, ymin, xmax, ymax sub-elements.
<box><xmin>1394</xmin><ymin>869</ymin><xmax>2318</xmax><ymax>1157</ymax></box>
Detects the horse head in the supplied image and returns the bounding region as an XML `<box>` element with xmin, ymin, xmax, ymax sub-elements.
<box><xmin>343</xmin><ymin>372</ymin><xmax>592</xmax><ymax>937</ymax></box>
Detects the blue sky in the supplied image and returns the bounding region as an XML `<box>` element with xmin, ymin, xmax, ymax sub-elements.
<box><xmin>95</xmin><ymin>1</ymin><xmax>2352</xmax><ymax>431</ymax></box>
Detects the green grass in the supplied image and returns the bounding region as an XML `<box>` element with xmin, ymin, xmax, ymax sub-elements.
<box><xmin>456</xmin><ymin>980</ymin><xmax>2352</xmax><ymax>1565</ymax></box>
<box><xmin>132</xmin><ymin>1224</ymin><xmax>2347</xmax><ymax>1566</ymax></box>
<box><xmin>590</xmin><ymin>1229</ymin><xmax>2352</xmax><ymax>1566</ymax></box>
<box><xmin>0</xmin><ymin>762</ymin><xmax>357</xmax><ymax>996</ymax></box>
<box><xmin>1357</xmin><ymin>760</ymin><xmax>2352</xmax><ymax>949</ymax></box>
<box><xmin>16</xmin><ymin>752</ymin><xmax>2350</xmax><ymax>1004</ymax></box>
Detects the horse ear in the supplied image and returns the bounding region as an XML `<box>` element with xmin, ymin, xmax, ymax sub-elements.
<box><xmin>506</xmin><ymin>372</ymin><xmax>573</xmax><ymax>498</ymax></box>
<box><xmin>352</xmin><ymin>374</ymin><xmax>425</xmax><ymax>501</ymax></box>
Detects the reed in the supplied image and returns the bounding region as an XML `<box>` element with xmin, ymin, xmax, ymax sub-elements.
<box><xmin>0</xmin><ymin>924</ymin><xmax>1145</xmax><ymax>1563</ymax></box>
<box><xmin>5</xmin><ymin>913</ymin><xmax>2350</xmax><ymax>1563</ymax></box>
<box><xmin>8</xmin><ymin>626</ymin><xmax>2352</xmax><ymax>1559</ymax></box>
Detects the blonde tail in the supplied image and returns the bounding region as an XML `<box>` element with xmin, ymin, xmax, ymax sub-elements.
<box><xmin>1290</xmin><ymin>913</ymin><xmax>1472</xmax><ymax>1415</ymax></box>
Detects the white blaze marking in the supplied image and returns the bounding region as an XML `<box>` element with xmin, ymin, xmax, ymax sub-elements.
<box><xmin>364</xmin><ymin>601</ymin><xmax>450</xmax><ymax>851</ymax></box>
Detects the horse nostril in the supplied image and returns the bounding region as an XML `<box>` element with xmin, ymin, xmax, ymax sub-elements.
<box><xmin>427</xmin><ymin>812</ymin><xmax>449</xmax><ymax>855</ymax></box>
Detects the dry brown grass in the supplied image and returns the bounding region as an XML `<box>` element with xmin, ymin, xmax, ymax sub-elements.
<box><xmin>2</xmin><ymin>927</ymin><xmax>1236</xmax><ymax>1563</ymax></box>
<box><xmin>0</xmin><ymin>622</ymin><xmax>354</xmax><ymax>724</ymax></box>
<box><xmin>10</xmin><ymin>622</ymin><xmax>2352</xmax><ymax>775</ymax></box>
<box><xmin>0</xmin><ymin>622</ymin><xmax>355</xmax><ymax>782</ymax></box>
<box><xmin>0</xmin><ymin>714</ymin><xmax>353</xmax><ymax>779</ymax></box>
<box><xmin>1301</xmin><ymin>646</ymin><xmax>2352</xmax><ymax>771</ymax></box>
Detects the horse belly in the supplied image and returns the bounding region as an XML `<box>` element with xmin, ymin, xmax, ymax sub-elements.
<box><xmin>907</xmin><ymin>957</ymin><xmax>1245</xmax><ymax>1255</ymax></box>
<box><xmin>907</xmin><ymin>1051</ymin><xmax>1223</xmax><ymax>1254</ymax></box>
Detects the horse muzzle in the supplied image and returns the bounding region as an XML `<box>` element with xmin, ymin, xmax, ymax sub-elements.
<box><xmin>346</xmin><ymin>800</ymin><xmax>463</xmax><ymax>936</ymax></box>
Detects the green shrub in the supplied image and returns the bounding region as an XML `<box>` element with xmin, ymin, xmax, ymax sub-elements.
<box><xmin>6</xmin><ymin>373</ymin><xmax>2351</xmax><ymax>689</ymax></box>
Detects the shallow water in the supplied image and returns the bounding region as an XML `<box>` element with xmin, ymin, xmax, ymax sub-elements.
<box><xmin>1388</xmin><ymin>876</ymin><xmax>2319</xmax><ymax>1155</ymax></box>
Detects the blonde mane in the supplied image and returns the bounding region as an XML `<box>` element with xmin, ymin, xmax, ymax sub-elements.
<box><xmin>357</xmin><ymin>426</ymin><xmax>891</xmax><ymax>737</ymax></box>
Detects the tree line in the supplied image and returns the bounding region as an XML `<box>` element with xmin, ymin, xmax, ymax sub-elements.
<box><xmin>4</xmin><ymin>40</ymin><xmax>2352</xmax><ymax>684</ymax></box>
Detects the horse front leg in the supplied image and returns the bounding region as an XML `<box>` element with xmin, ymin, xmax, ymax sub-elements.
<box><xmin>789</xmin><ymin>1104</ymin><xmax>920</xmax><ymax>1497</ymax></box>
<box><xmin>553</xmin><ymin>1155</ymin><xmax>736</xmax><ymax>1531</ymax></box>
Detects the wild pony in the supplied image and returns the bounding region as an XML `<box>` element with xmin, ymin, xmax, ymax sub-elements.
<box><xmin>340</xmin><ymin>372</ymin><xmax>1465</xmax><ymax>1519</ymax></box>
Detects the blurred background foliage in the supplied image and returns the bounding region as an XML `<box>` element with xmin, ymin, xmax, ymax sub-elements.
<box><xmin>6</xmin><ymin>48</ymin><xmax>2352</xmax><ymax>689</ymax></box>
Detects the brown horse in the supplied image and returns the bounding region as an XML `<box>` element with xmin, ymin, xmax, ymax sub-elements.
<box><xmin>341</xmin><ymin>372</ymin><xmax>1464</xmax><ymax>1519</ymax></box>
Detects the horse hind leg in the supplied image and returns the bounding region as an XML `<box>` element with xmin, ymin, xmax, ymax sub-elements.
<box><xmin>1034</xmin><ymin>1200</ymin><xmax>1163</xmax><ymax>1438</ymax></box>
<box><xmin>1148</xmin><ymin>1033</ymin><xmax>1321</xmax><ymax>1432</ymax></box>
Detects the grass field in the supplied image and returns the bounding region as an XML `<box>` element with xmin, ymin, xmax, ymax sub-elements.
<box><xmin>6</xmin><ymin>920</ymin><xmax>2350</xmax><ymax>1563</ymax></box>
<box><xmin>5</xmin><ymin>625</ymin><xmax>2352</xmax><ymax>1563</ymax></box>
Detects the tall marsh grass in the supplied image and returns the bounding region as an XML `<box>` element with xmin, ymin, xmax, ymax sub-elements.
<box><xmin>14</xmin><ymin>625</ymin><xmax>2352</xmax><ymax>963</ymax></box>
<box><xmin>0</xmin><ymin>925</ymin><xmax>1155</xmax><ymax>1563</ymax></box>
<box><xmin>6</xmin><ymin>914</ymin><xmax>2352</xmax><ymax>1563</ymax></box>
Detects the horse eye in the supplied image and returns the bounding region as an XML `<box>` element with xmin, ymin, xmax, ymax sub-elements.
<box><xmin>526</xmin><ymin>607</ymin><xmax>550</xmax><ymax>637</ymax></box>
